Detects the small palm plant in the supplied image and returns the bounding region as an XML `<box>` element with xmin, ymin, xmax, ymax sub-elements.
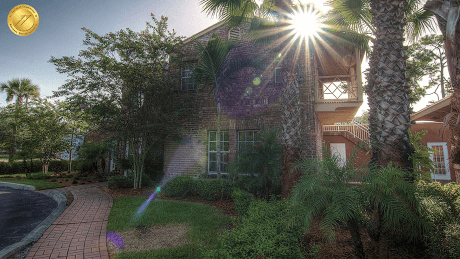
<box><xmin>292</xmin><ymin>144</ymin><xmax>429</xmax><ymax>259</ymax></box>
<box><xmin>291</xmin><ymin>145</ymin><xmax>366</xmax><ymax>258</ymax></box>
<box><xmin>227</xmin><ymin>128</ymin><xmax>283</xmax><ymax>201</ymax></box>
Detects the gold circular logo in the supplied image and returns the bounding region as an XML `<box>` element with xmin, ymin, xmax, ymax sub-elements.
<box><xmin>7</xmin><ymin>4</ymin><xmax>39</xmax><ymax>36</ymax></box>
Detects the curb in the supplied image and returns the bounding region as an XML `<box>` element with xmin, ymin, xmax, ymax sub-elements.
<box><xmin>0</xmin><ymin>183</ymin><xmax>67</xmax><ymax>259</ymax></box>
<box><xmin>0</xmin><ymin>181</ymin><xmax>36</xmax><ymax>191</ymax></box>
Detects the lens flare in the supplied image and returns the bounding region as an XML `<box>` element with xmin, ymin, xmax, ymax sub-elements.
<box><xmin>107</xmin><ymin>231</ymin><xmax>124</xmax><ymax>249</ymax></box>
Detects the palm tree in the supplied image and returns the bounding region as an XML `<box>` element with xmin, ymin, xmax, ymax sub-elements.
<box><xmin>0</xmin><ymin>78</ymin><xmax>40</xmax><ymax>108</ymax></box>
<box><xmin>0</xmin><ymin>78</ymin><xmax>40</xmax><ymax>161</ymax></box>
<box><xmin>326</xmin><ymin>0</ymin><xmax>436</xmax><ymax>172</ymax></box>
<box><xmin>193</xmin><ymin>33</ymin><xmax>266</xmax><ymax>178</ymax></box>
<box><xmin>424</xmin><ymin>1</ymin><xmax>460</xmax><ymax>170</ymax></box>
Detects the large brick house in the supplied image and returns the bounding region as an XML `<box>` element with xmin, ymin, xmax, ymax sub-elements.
<box><xmin>162</xmin><ymin>19</ymin><xmax>364</xmax><ymax>179</ymax></box>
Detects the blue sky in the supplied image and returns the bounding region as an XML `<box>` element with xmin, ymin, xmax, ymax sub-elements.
<box><xmin>0</xmin><ymin>0</ymin><xmax>219</xmax><ymax>107</ymax></box>
<box><xmin>0</xmin><ymin>0</ymin><xmax>442</xmax><ymax>114</ymax></box>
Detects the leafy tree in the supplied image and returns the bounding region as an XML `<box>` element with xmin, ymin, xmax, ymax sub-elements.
<box><xmin>408</xmin><ymin>129</ymin><xmax>437</xmax><ymax>180</ymax></box>
<box><xmin>26</xmin><ymin>99</ymin><xmax>69</xmax><ymax>174</ymax></box>
<box><xmin>77</xmin><ymin>140</ymin><xmax>113</xmax><ymax>178</ymax></box>
<box><xmin>50</xmin><ymin>15</ymin><xmax>184</xmax><ymax>188</ymax></box>
<box><xmin>406</xmin><ymin>34</ymin><xmax>450</xmax><ymax>104</ymax></box>
<box><xmin>0</xmin><ymin>78</ymin><xmax>40</xmax><ymax>161</ymax></box>
<box><xmin>56</xmin><ymin>101</ymin><xmax>90</xmax><ymax>173</ymax></box>
<box><xmin>424</xmin><ymin>0</ymin><xmax>460</xmax><ymax>165</ymax></box>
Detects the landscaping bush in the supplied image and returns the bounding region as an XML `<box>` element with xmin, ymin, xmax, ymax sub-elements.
<box><xmin>108</xmin><ymin>174</ymin><xmax>134</xmax><ymax>189</ymax></box>
<box><xmin>205</xmin><ymin>199</ymin><xmax>305</xmax><ymax>259</ymax></box>
<box><xmin>162</xmin><ymin>175</ymin><xmax>199</xmax><ymax>198</ymax></box>
<box><xmin>107</xmin><ymin>173</ymin><xmax>154</xmax><ymax>189</ymax></box>
<box><xmin>26</xmin><ymin>172</ymin><xmax>50</xmax><ymax>180</ymax></box>
<box><xmin>198</xmin><ymin>179</ymin><xmax>233</xmax><ymax>201</ymax></box>
<box><xmin>48</xmin><ymin>160</ymin><xmax>68</xmax><ymax>174</ymax></box>
<box><xmin>418</xmin><ymin>181</ymin><xmax>460</xmax><ymax>258</ymax></box>
<box><xmin>0</xmin><ymin>161</ymin><xmax>41</xmax><ymax>175</ymax></box>
<box><xmin>162</xmin><ymin>175</ymin><xmax>232</xmax><ymax>201</ymax></box>
<box><xmin>232</xmin><ymin>188</ymin><xmax>253</xmax><ymax>219</ymax></box>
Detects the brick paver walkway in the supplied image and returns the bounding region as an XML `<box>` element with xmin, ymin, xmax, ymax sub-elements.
<box><xmin>26</xmin><ymin>183</ymin><xmax>113</xmax><ymax>259</ymax></box>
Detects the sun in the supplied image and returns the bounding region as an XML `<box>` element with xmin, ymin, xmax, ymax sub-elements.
<box><xmin>291</xmin><ymin>6</ymin><xmax>321</xmax><ymax>39</ymax></box>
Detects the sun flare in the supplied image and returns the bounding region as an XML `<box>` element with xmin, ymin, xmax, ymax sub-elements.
<box><xmin>292</xmin><ymin>7</ymin><xmax>320</xmax><ymax>38</ymax></box>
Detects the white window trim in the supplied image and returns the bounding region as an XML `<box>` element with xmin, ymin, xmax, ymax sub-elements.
<box><xmin>181</xmin><ymin>64</ymin><xmax>195</xmax><ymax>90</ymax></box>
<box><xmin>427</xmin><ymin>142</ymin><xmax>451</xmax><ymax>180</ymax></box>
<box><xmin>208</xmin><ymin>131</ymin><xmax>230</xmax><ymax>175</ymax></box>
<box><xmin>275</xmin><ymin>67</ymin><xmax>282</xmax><ymax>83</ymax></box>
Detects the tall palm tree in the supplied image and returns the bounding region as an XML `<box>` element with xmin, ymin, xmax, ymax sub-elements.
<box><xmin>0</xmin><ymin>78</ymin><xmax>40</xmax><ymax>108</ymax></box>
<box><xmin>0</xmin><ymin>78</ymin><xmax>40</xmax><ymax>161</ymax></box>
<box><xmin>193</xmin><ymin>33</ymin><xmax>266</xmax><ymax>178</ymax></box>
<box><xmin>424</xmin><ymin>0</ymin><xmax>460</xmax><ymax>172</ymax></box>
<box><xmin>325</xmin><ymin>0</ymin><xmax>435</xmax><ymax>174</ymax></box>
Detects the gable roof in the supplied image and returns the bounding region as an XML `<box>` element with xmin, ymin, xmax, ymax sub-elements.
<box><xmin>411</xmin><ymin>95</ymin><xmax>452</xmax><ymax>122</ymax></box>
<box><xmin>183</xmin><ymin>20</ymin><xmax>227</xmax><ymax>44</ymax></box>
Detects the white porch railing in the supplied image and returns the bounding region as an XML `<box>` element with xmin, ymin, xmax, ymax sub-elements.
<box><xmin>323</xmin><ymin>120</ymin><xmax>369</xmax><ymax>143</ymax></box>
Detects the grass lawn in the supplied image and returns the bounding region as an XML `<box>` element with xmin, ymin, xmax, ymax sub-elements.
<box><xmin>0</xmin><ymin>178</ymin><xmax>64</xmax><ymax>189</ymax></box>
<box><xmin>107</xmin><ymin>197</ymin><xmax>230</xmax><ymax>258</ymax></box>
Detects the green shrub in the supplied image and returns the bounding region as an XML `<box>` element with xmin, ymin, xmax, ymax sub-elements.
<box><xmin>232</xmin><ymin>188</ymin><xmax>253</xmax><ymax>219</ymax></box>
<box><xmin>418</xmin><ymin>181</ymin><xmax>460</xmax><ymax>258</ymax></box>
<box><xmin>108</xmin><ymin>174</ymin><xmax>134</xmax><ymax>189</ymax></box>
<box><xmin>0</xmin><ymin>161</ymin><xmax>41</xmax><ymax>175</ymax></box>
<box><xmin>107</xmin><ymin>173</ymin><xmax>154</xmax><ymax>189</ymax></box>
<box><xmin>227</xmin><ymin>129</ymin><xmax>283</xmax><ymax>201</ymax></box>
<box><xmin>205</xmin><ymin>199</ymin><xmax>304</xmax><ymax>259</ymax></box>
<box><xmin>199</xmin><ymin>179</ymin><xmax>232</xmax><ymax>201</ymax></box>
<box><xmin>162</xmin><ymin>175</ymin><xmax>232</xmax><ymax>201</ymax></box>
<box><xmin>162</xmin><ymin>175</ymin><xmax>198</xmax><ymax>198</ymax></box>
<box><xmin>26</xmin><ymin>172</ymin><xmax>50</xmax><ymax>180</ymax></box>
<box><xmin>48</xmin><ymin>160</ymin><xmax>68</xmax><ymax>174</ymax></box>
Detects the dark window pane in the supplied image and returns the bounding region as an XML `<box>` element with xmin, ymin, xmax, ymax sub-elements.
<box><xmin>209</xmin><ymin>152</ymin><xmax>217</xmax><ymax>162</ymax></box>
<box><xmin>209</xmin><ymin>142</ymin><xmax>216</xmax><ymax>151</ymax></box>
<box><xmin>209</xmin><ymin>131</ymin><xmax>216</xmax><ymax>141</ymax></box>
<box><xmin>209</xmin><ymin>162</ymin><xmax>217</xmax><ymax>172</ymax></box>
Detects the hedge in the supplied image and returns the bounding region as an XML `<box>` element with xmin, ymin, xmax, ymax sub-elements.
<box><xmin>0</xmin><ymin>160</ymin><xmax>69</xmax><ymax>175</ymax></box>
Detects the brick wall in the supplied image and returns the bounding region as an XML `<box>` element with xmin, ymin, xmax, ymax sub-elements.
<box><xmin>163</xmin><ymin>22</ymin><xmax>322</xmax><ymax>177</ymax></box>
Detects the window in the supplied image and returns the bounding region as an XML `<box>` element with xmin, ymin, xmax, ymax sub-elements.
<box><xmin>238</xmin><ymin>130</ymin><xmax>260</xmax><ymax>150</ymax></box>
<box><xmin>208</xmin><ymin>131</ymin><xmax>229</xmax><ymax>174</ymax></box>
<box><xmin>181</xmin><ymin>64</ymin><xmax>195</xmax><ymax>90</ymax></box>
<box><xmin>275</xmin><ymin>67</ymin><xmax>282</xmax><ymax>83</ymax></box>
<box><xmin>427</xmin><ymin>142</ymin><xmax>451</xmax><ymax>180</ymax></box>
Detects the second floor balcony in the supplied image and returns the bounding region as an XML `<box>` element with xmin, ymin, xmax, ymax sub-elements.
<box><xmin>314</xmin><ymin>49</ymin><xmax>363</xmax><ymax>125</ymax></box>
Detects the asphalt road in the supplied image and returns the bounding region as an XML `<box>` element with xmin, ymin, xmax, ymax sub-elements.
<box><xmin>0</xmin><ymin>186</ymin><xmax>57</xmax><ymax>250</ymax></box>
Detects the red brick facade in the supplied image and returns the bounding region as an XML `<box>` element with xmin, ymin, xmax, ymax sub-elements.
<box><xmin>163</xmin><ymin>22</ymin><xmax>323</xmax><ymax>178</ymax></box>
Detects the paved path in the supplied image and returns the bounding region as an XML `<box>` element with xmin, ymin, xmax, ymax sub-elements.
<box><xmin>26</xmin><ymin>183</ymin><xmax>112</xmax><ymax>259</ymax></box>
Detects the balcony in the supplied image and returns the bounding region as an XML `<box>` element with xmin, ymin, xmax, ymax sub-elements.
<box><xmin>314</xmin><ymin>50</ymin><xmax>363</xmax><ymax>125</ymax></box>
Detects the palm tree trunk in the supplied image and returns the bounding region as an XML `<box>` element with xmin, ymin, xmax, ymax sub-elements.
<box><xmin>347</xmin><ymin>218</ymin><xmax>365</xmax><ymax>259</ymax></box>
<box><xmin>368</xmin><ymin>0</ymin><xmax>412</xmax><ymax>171</ymax></box>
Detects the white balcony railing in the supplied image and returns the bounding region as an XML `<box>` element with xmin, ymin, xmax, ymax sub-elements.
<box><xmin>323</xmin><ymin>120</ymin><xmax>369</xmax><ymax>143</ymax></box>
<box><xmin>317</xmin><ymin>75</ymin><xmax>359</xmax><ymax>102</ymax></box>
